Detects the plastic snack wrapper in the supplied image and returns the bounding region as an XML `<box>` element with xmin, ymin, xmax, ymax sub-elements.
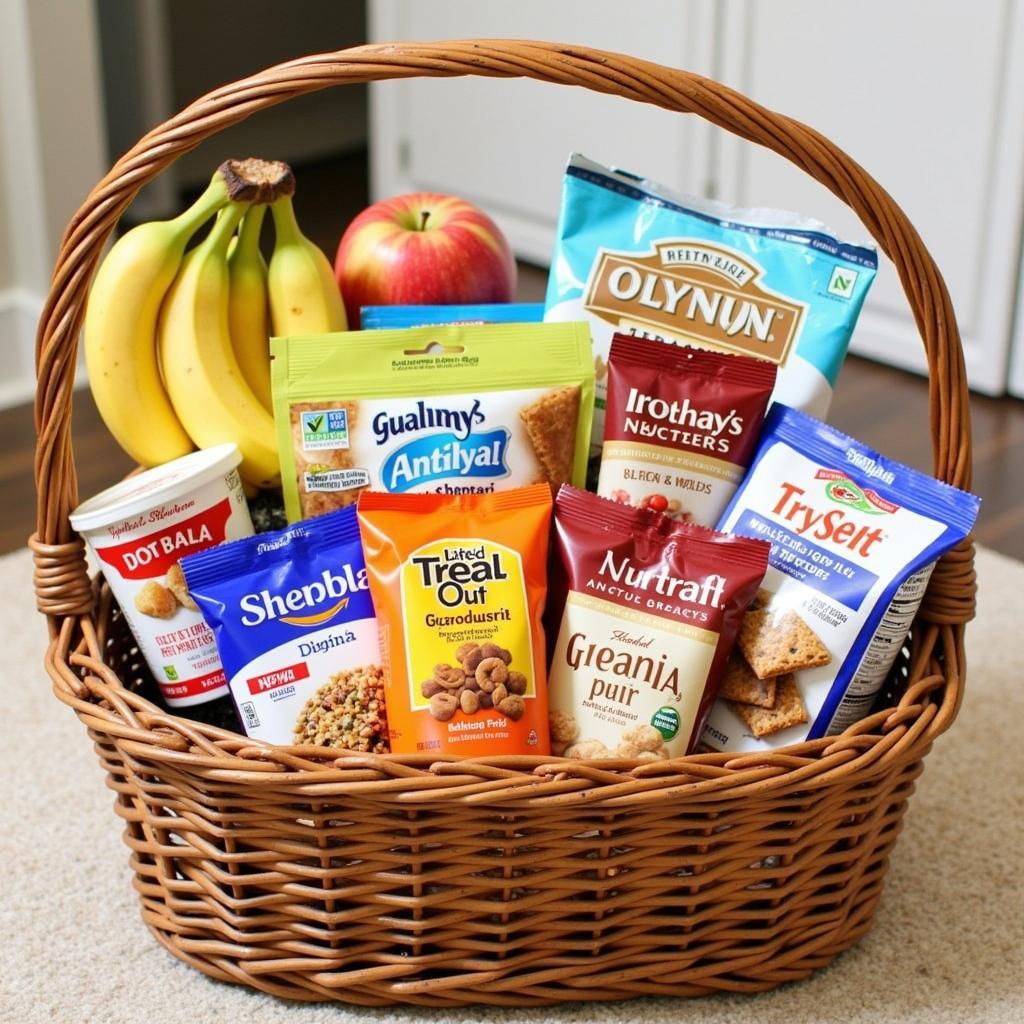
<box><xmin>181</xmin><ymin>506</ymin><xmax>384</xmax><ymax>750</ymax></box>
<box><xmin>597</xmin><ymin>332</ymin><xmax>776</xmax><ymax>526</ymax></box>
<box><xmin>703</xmin><ymin>404</ymin><xmax>980</xmax><ymax>752</ymax></box>
<box><xmin>272</xmin><ymin>322</ymin><xmax>593</xmax><ymax>521</ymax></box>
<box><xmin>357</xmin><ymin>485</ymin><xmax>553</xmax><ymax>756</ymax></box>
<box><xmin>546</xmin><ymin>486</ymin><xmax>769</xmax><ymax>758</ymax></box>
<box><xmin>544</xmin><ymin>153</ymin><xmax>877</xmax><ymax>450</ymax></box>
<box><xmin>360</xmin><ymin>302</ymin><xmax>544</xmax><ymax>328</ymax></box>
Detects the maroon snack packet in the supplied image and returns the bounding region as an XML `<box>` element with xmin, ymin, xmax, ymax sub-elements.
<box><xmin>546</xmin><ymin>485</ymin><xmax>769</xmax><ymax>758</ymax></box>
<box><xmin>598</xmin><ymin>333</ymin><xmax>776</xmax><ymax>526</ymax></box>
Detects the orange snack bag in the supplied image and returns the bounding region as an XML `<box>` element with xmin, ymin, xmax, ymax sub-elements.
<box><xmin>357</xmin><ymin>485</ymin><xmax>553</xmax><ymax>756</ymax></box>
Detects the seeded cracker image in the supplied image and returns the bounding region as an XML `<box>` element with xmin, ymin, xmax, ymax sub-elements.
<box><xmin>272</xmin><ymin>323</ymin><xmax>594</xmax><ymax>523</ymax></box>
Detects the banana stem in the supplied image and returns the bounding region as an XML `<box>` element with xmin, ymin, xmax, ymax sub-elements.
<box><xmin>168</xmin><ymin>172</ymin><xmax>231</xmax><ymax>240</ymax></box>
<box><xmin>204</xmin><ymin>202</ymin><xmax>248</xmax><ymax>255</ymax></box>
<box><xmin>236</xmin><ymin>203</ymin><xmax>268</xmax><ymax>258</ymax></box>
<box><xmin>270</xmin><ymin>195</ymin><xmax>303</xmax><ymax>245</ymax></box>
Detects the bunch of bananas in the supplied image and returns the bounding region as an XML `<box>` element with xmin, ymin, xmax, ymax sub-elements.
<box><xmin>84</xmin><ymin>158</ymin><xmax>346</xmax><ymax>489</ymax></box>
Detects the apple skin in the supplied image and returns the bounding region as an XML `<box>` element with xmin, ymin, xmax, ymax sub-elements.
<box><xmin>334</xmin><ymin>192</ymin><xmax>517</xmax><ymax>328</ymax></box>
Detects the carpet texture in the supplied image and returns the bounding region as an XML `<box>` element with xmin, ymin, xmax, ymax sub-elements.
<box><xmin>1</xmin><ymin>544</ymin><xmax>1021</xmax><ymax>1023</ymax></box>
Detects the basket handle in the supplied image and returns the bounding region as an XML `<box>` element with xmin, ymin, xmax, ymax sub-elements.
<box><xmin>32</xmin><ymin>39</ymin><xmax>974</xmax><ymax>624</ymax></box>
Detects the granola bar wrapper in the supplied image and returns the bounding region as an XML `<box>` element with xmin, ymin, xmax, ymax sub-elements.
<box><xmin>598</xmin><ymin>332</ymin><xmax>776</xmax><ymax>526</ymax></box>
<box><xmin>546</xmin><ymin>486</ymin><xmax>769</xmax><ymax>759</ymax></box>
<box><xmin>181</xmin><ymin>506</ymin><xmax>384</xmax><ymax>749</ymax></box>
<box><xmin>703</xmin><ymin>404</ymin><xmax>980</xmax><ymax>753</ymax></box>
<box><xmin>357</xmin><ymin>485</ymin><xmax>552</xmax><ymax>756</ymax></box>
<box><xmin>271</xmin><ymin>322</ymin><xmax>593</xmax><ymax>522</ymax></box>
<box><xmin>545</xmin><ymin>153</ymin><xmax>877</xmax><ymax>452</ymax></box>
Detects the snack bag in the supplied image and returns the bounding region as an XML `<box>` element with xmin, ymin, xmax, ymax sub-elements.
<box><xmin>361</xmin><ymin>302</ymin><xmax>544</xmax><ymax>328</ymax></box>
<box><xmin>357</xmin><ymin>485</ymin><xmax>552</xmax><ymax>756</ymax></box>
<box><xmin>598</xmin><ymin>332</ymin><xmax>776</xmax><ymax>526</ymax></box>
<box><xmin>181</xmin><ymin>506</ymin><xmax>384</xmax><ymax>750</ymax></box>
<box><xmin>703</xmin><ymin>405</ymin><xmax>980</xmax><ymax>752</ymax></box>
<box><xmin>272</xmin><ymin>322</ymin><xmax>593</xmax><ymax>521</ymax></box>
<box><xmin>546</xmin><ymin>486</ymin><xmax>769</xmax><ymax>758</ymax></box>
<box><xmin>545</xmin><ymin>153</ymin><xmax>877</xmax><ymax>450</ymax></box>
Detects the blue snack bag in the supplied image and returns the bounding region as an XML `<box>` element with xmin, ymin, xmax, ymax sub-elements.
<box><xmin>545</xmin><ymin>154</ymin><xmax>878</xmax><ymax>451</ymax></box>
<box><xmin>181</xmin><ymin>506</ymin><xmax>384</xmax><ymax>749</ymax></box>
<box><xmin>361</xmin><ymin>302</ymin><xmax>544</xmax><ymax>329</ymax></box>
<box><xmin>704</xmin><ymin>405</ymin><xmax>979</xmax><ymax>752</ymax></box>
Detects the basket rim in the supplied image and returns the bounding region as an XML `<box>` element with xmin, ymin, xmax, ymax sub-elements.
<box><xmin>32</xmin><ymin>38</ymin><xmax>975</xmax><ymax>794</ymax></box>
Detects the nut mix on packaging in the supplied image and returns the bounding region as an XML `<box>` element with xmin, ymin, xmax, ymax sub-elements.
<box><xmin>546</xmin><ymin>486</ymin><xmax>769</xmax><ymax>759</ymax></box>
<box><xmin>702</xmin><ymin>404</ymin><xmax>980</xmax><ymax>752</ymax></box>
<box><xmin>271</xmin><ymin>322</ymin><xmax>594</xmax><ymax>522</ymax></box>
<box><xmin>357</xmin><ymin>485</ymin><xmax>552</xmax><ymax>755</ymax></box>
<box><xmin>544</xmin><ymin>153</ymin><xmax>878</xmax><ymax>450</ymax></box>
<box><xmin>182</xmin><ymin>505</ymin><xmax>384</xmax><ymax>749</ymax></box>
<box><xmin>598</xmin><ymin>332</ymin><xmax>777</xmax><ymax>526</ymax></box>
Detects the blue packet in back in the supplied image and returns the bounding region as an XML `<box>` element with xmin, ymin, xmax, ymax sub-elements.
<box><xmin>181</xmin><ymin>506</ymin><xmax>385</xmax><ymax>749</ymax></box>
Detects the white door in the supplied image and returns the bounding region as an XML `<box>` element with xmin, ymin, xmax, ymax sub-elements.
<box><xmin>714</xmin><ymin>0</ymin><xmax>1024</xmax><ymax>395</ymax></box>
<box><xmin>368</xmin><ymin>0</ymin><xmax>719</xmax><ymax>264</ymax></box>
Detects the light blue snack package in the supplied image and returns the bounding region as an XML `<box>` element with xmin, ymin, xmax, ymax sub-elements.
<box><xmin>361</xmin><ymin>303</ymin><xmax>544</xmax><ymax>329</ymax></box>
<box><xmin>545</xmin><ymin>154</ymin><xmax>878</xmax><ymax>451</ymax></box>
<box><xmin>704</xmin><ymin>404</ymin><xmax>979</xmax><ymax>753</ymax></box>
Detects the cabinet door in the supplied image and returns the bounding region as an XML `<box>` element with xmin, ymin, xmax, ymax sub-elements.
<box><xmin>368</xmin><ymin>0</ymin><xmax>718</xmax><ymax>264</ymax></box>
<box><xmin>715</xmin><ymin>0</ymin><xmax>1024</xmax><ymax>394</ymax></box>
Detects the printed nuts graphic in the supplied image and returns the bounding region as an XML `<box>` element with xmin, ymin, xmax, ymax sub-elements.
<box><xmin>433</xmin><ymin>664</ymin><xmax>465</xmax><ymax>690</ymax></box>
<box><xmin>506</xmin><ymin>670</ymin><xmax>528</xmax><ymax>695</ymax></box>
<box><xmin>497</xmin><ymin>695</ymin><xmax>525</xmax><ymax>720</ymax></box>
<box><xmin>462</xmin><ymin>646</ymin><xmax>485</xmax><ymax>674</ymax></box>
<box><xmin>459</xmin><ymin>689</ymin><xmax>480</xmax><ymax>714</ymax></box>
<box><xmin>428</xmin><ymin>692</ymin><xmax>459</xmax><ymax>721</ymax></box>
<box><xmin>548</xmin><ymin>710</ymin><xmax>580</xmax><ymax>745</ymax></box>
<box><xmin>475</xmin><ymin>657</ymin><xmax>509</xmax><ymax>692</ymax></box>
<box><xmin>491</xmin><ymin>683</ymin><xmax>508</xmax><ymax>706</ymax></box>
<box><xmin>134</xmin><ymin>581</ymin><xmax>177</xmax><ymax>619</ymax></box>
<box><xmin>565</xmin><ymin>738</ymin><xmax>609</xmax><ymax>759</ymax></box>
<box><xmin>421</xmin><ymin>679</ymin><xmax>443</xmax><ymax>699</ymax></box>
<box><xmin>455</xmin><ymin>641</ymin><xmax>479</xmax><ymax>663</ymax></box>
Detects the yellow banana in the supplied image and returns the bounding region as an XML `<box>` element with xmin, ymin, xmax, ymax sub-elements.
<box><xmin>158</xmin><ymin>201</ymin><xmax>280</xmax><ymax>489</ymax></box>
<box><xmin>84</xmin><ymin>173</ymin><xmax>228</xmax><ymax>466</ymax></box>
<box><xmin>268</xmin><ymin>195</ymin><xmax>347</xmax><ymax>336</ymax></box>
<box><xmin>227</xmin><ymin>204</ymin><xmax>272</xmax><ymax>410</ymax></box>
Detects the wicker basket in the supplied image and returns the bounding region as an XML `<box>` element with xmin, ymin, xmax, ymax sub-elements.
<box><xmin>31</xmin><ymin>41</ymin><xmax>976</xmax><ymax>1007</ymax></box>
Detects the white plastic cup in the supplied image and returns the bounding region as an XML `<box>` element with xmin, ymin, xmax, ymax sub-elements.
<box><xmin>70</xmin><ymin>444</ymin><xmax>253</xmax><ymax>708</ymax></box>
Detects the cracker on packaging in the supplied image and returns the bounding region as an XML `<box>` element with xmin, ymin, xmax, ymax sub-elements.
<box><xmin>272</xmin><ymin>323</ymin><xmax>594</xmax><ymax>522</ymax></box>
<box><xmin>727</xmin><ymin>675</ymin><xmax>806</xmax><ymax>738</ymax></box>
<box><xmin>738</xmin><ymin>589</ymin><xmax>832</xmax><ymax>679</ymax></box>
<box><xmin>719</xmin><ymin>653</ymin><xmax>777</xmax><ymax>708</ymax></box>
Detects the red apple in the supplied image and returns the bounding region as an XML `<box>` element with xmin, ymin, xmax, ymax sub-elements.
<box><xmin>334</xmin><ymin>192</ymin><xmax>516</xmax><ymax>328</ymax></box>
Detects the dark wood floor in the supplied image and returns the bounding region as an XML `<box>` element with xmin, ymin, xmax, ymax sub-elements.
<box><xmin>5</xmin><ymin>153</ymin><xmax>1020</xmax><ymax>558</ymax></box>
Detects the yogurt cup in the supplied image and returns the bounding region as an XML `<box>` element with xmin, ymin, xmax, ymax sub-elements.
<box><xmin>70</xmin><ymin>444</ymin><xmax>254</xmax><ymax>708</ymax></box>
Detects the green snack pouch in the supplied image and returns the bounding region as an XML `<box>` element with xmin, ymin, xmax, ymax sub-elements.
<box><xmin>272</xmin><ymin>322</ymin><xmax>594</xmax><ymax>522</ymax></box>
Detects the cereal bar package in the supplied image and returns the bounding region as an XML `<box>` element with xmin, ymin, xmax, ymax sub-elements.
<box><xmin>545</xmin><ymin>154</ymin><xmax>877</xmax><ymax>450</ymax></box>
<box><xmin>272</xmin><ymin>322</ymin><xmax>593</xmax><ymax>521</ymax></box>
<box><xmin>361</xmin><ymin>303</ymin><xmax>544</xmax><ymax>329</ymax></box>
<box><xmin>181</xmin><ymin>506</ymin><xmax>384</xmax><ymax>749</ymax></box>
<box><xmin>598</xmin><ymin>332</ymin><xmax>776</xmax><ymax>525</ymax></box>
<box><xmin>546</xmin><ymin>486</ymin><xmax>769</xmax><ymax>759</ymax></box>
<box><xmin>703</xmin><ymin>405</ymin><xmax>980</xmax><ymax>753</ymax></box>
<box><xmin>357</xmin><ymin>485</ymin><xmax>552</xmax><ymax>756</ymax></box>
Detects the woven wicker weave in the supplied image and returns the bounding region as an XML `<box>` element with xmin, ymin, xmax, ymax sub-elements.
<box><xmin>31</xmin><ymin>41</ymin><xmax>975</xmax><ymax>1006</ymax></box>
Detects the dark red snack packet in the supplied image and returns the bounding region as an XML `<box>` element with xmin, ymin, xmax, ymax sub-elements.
<box><xmin>546</xmin><ymin>485</ymin><xmax>769</xmax><ymax>758</ymax></box>
<box><xmin>597</xmin><ymin>333</ymin><xmax>776</xmax><ymax>526</ymax></box>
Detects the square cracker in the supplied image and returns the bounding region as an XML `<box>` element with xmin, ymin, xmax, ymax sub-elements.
<box><xmin>739</xmin><ymin>589</ymin><xmax>831</xmax><ymax>680</ymax></box>
<box><xmin>728</xmin><ymin>674</ymin><xmax>807</xmax><ymax>738</ymax></box>
<box><xmin>719</xmin><ymin>653</ymin><xmax>777</xmax><ymax>708</ymax></box>
<box><xmin>520</xmin><ymin>386</ymin><xmax>580</xmax><ymax>485</ymax></box>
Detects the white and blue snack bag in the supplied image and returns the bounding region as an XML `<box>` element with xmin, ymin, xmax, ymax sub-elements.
<box><xmin>181</xmin><ymin>506</ymin><xmax>384</xmax><ymax>749</ymax></box>
<box><xmin>545</xmin><ymin>153</ymin><xmax>878</xmax><ymax>451</ymax></box>
<box><xmin>361</xmin><ymin>302</ymin><xmax>544</xmax><ymax>329</ymax></box>
<box><xmin>703</xmin><ymin>405</ymin><xmax>979</xmax><ymax>752</ymax></box>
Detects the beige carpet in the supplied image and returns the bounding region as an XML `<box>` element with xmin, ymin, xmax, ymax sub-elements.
<box><xmin>1</xmin><ymin>544</ymin><xmax>1021</xmax><ymax>1024</ymax></box>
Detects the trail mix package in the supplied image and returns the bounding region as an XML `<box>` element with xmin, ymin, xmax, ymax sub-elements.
<box><xmin>361</xmin><ymin>302</ymin><xmax>544</xmax><ymax>328</ymax></box>
<box><xmin>703</xmin><ymin>405</ymin><xmax>980</xmax><ymax>752</ymax></box>
<box><xmin>357</xmin><ymin>485</ymin><xmax>552</xmax><ymax>756</ymax></box>
<box><xmin>598</xmin><ymin>332</ymin><xmax>776</xmax><ymax>526</ymax></box>
<box><xmin>545</xmin><ymin>153</ymin><xmax>877</xmax><ymax>450</ymax></box>
<box><xmin>272</xmin><ymin>322</ymin><xmax>593</xmax><ymax>521</ymax></box>
<box><xmin>181</xmin><ymin>506</ymin><xmax>384</xmax><ymax>749</ymax></box>
<box><xmin>546</xmin><ymin>486</ymin><xmax>769</xmax><ymax>759</ymax></box>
